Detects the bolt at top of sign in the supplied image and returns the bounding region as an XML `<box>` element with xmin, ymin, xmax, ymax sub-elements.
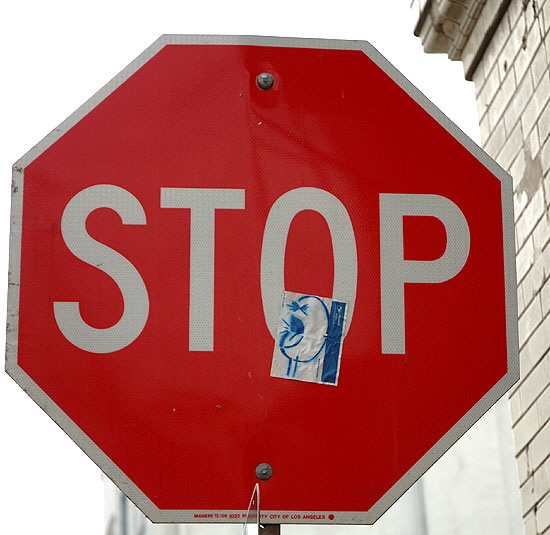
<box><xmin>6</xmin><ymin>35</ymin><xmax>518</xmax><ymax>524</ymax></box>
<box><xmin>256</xmin><ymin>72</ymin><xmax>275</xmax><ymax>90</ymax></box>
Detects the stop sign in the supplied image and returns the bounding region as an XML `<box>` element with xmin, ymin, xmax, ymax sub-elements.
<box><xmin>7</xmin><ymin>35</ymin><xmax>518</xmax><ymax>524</ymax></box>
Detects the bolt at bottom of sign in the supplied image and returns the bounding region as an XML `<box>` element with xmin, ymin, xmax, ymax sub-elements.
<box><xmin>255</xmin><ymin>463</ymin><xmax>273</xmax><ymax>480</ymax></box>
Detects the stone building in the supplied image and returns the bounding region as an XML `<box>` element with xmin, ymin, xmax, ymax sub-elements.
<box><xmin>415</xmin><ymin>0</ymin><xmax>550</xmax><ymax>533</ymax></box>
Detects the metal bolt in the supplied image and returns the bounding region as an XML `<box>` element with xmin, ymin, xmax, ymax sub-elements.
<box><xmin>256</xmin><ymin>73</ymin><xmax>275</xmax><ymax>90</ymax></box>
<box><xmin>255</xmin><ymin>462</ymin><xmax>273</xmax><ymax>480</ymax></box>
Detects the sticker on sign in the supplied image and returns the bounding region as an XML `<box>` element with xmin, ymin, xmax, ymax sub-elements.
<box><xmin>271</xmin><ymin>291</ymin><xmax>346</xmax><ymax>385</ymax></box>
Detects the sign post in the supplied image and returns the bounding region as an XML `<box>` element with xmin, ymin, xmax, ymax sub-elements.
<box><xmin>7</xmin><ymin>35</ymin><xmax>518</xmax><ymax>524</ymax></box>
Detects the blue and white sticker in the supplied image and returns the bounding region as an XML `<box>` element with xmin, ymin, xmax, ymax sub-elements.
<box><xmin>271</xmin><ymin>291</ymin><xmax>347</xmax><ymax>386</ymax></box>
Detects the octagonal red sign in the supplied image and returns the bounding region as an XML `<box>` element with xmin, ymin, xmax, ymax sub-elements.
<box><xmin>7</xmin><ymin>35</ymin><xmax>519</xmax><ymax>524</ymax></box>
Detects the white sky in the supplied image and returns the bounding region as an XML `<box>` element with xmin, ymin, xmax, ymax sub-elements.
<box><xmin>1</xmin><ymin>1</ymin><xmax>480</xmax><ymax>534</ymax></box>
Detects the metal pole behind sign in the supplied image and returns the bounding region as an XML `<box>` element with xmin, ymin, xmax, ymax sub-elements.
<box><xmin>260</xmin><ymin>524</ymin><xmax>280</xmax><ymax>534</ymax></box>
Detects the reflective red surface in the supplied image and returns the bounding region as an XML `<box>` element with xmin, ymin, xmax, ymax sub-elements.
<box><xmin>16</xmin><ymin>41</ymin><xmax>512</xmax><ymax>521</ymax></box>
